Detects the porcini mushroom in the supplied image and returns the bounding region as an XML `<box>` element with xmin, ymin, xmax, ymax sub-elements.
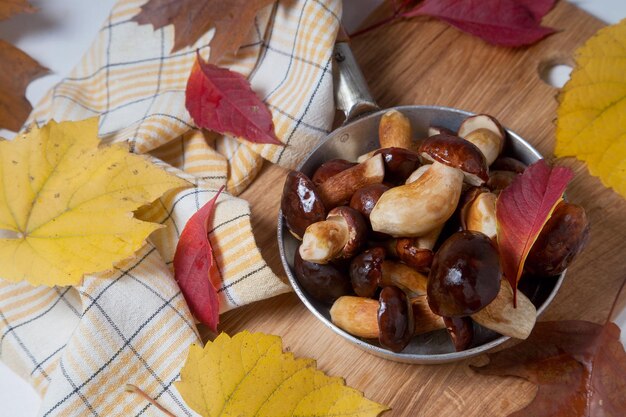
<box><xmin>460</xmin><ymin>188</ymin><xmax>497</xmax><ymax>240</ymax></box>
<box><xmin>330</xmin><ymin>294</ymin><xmax>445</xmax><ymax>341</ymax></box>
<box><xmin>443</xmin><ymin>316</ymin><xmax>474</xmax><ymax>352</ymax></box>
<box><xmin>427</xmin><ymin>230</ymin><xmax>501</xmax><ymax>317</ymax></box>
<box><xmin>312</xmin><ymin>159</ymin><xmax>357</xmax><ymax>186</ymax></box>
<box><xmin>458</xmin><ymin>114</ymin><xmax>505</xmax><ymax>165</ymax></box>
<box><xmin>378</xmin><ymin>286</ymin><xmax>414</xmax><ymax>352</ymax></box>
<box><xmin>299</xmin><ymin>206</ymin><xmax>367</xmax><ymax>264</ymax></box>
<box><xmin>373</xmin><ymin>147</ymin><xmax>421</xmax><ymax>184</ymax></box>
<box><xmin>349</xmin><ymin>247</ymin><xmax>386</xmax><ymax>297</ymax></box>
<box><xmin>525</xmin><ymin>201</ymin><xmax>590</xmax><ymax>276</ymax></box>
<box><xmin>294</xmin><ymin>250</ymin><xmax>352</xmax><ymax>304</ymax></box>
<box><xmin>349</xmin><ymin>183</ymin><xmax>390</xmax><ymax>220</ymax></box>
<box><xmin>471</xmin><ymin>279</ymin><xmax>536</xmax><ymax>340</ymax></box>
<box><xmin>281</xmin><ymin>171</ymin><xmax>326</xmax><ymax>240</ymax></box>
<box><xmin>379</xmin><ymin>260</ymin><xmax>429</xmax><ymax>297</ymax></box>
<box><xmin>369</xmin><ymin>134</ymin><xmax>487</xmax><ymax>237</ymax></box>
<box><xmin>379</xmin><ymin>109</ymin><xmax>413</xmax><ymax>149</ymax></box>
<box><xmin>318</xmin><ymin>154</ymin><xmax>385</xmax><ymax>208</ymax></box>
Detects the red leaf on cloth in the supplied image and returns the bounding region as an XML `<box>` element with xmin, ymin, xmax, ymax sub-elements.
<box><xmin>495</xmin><ymin>159</ymin><xmax>572</xmax><ymax>303</ymax></box>
<box><xmin>131</xmin><ymin>0</ymin><xmax>274</xmax><ymax>62</ymax></box>
<box><xmin>173</xmin><ymin>187</ymin><xmax>224</xmax><ymax>332</ymax></box>
<box><xmin>185</xmin><ymin>54</ymin><xmax>281</xmax><ymax>145</ymax></box>
<box><xmin>472</xmin><ymin>320</ymin><xmax>626</xmax><ymax>417</ymax></box>
<box><xmin>404</xmin><ymin>0</ymin><xmax>558</xmax><ymax>47</ymax></box>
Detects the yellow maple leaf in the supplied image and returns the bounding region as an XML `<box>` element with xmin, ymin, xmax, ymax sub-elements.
<box><xmin>0</xmin><ymin>118</ymin><xmax>189</xmax><ymax>286</ymax></box>
<box><xmin>555</xmin><ymin>19</ymin><xmax>626</xmax><ymax>198</ymax></box>
<box><xmin>176</xmin><ymin>331</ymin><xmax>389</xmax><ymax>417</ymax></box>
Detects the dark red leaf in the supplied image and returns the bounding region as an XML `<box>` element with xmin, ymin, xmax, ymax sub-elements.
<box><xmin>173</xmin><ymin>186</ymin><xmax>224</xmax><ymax>332</ymax></box>
<box><xmin>496</xmin><ymin>159</ymin><xmax>572</xmax><ymax>303</ymax></box>
<box><xmin>404</xmin><ymin>0</ymin><xmax>558</xmax><ymax>47</ymax></box>
<box><xmin>473</xmin><ymin>320</ymin><xmax>626</xmax><ymax>417</ymax></box>
<box><xmin>185</xmin><ymin>54</ymin><xmax>281</xmax><ymax>145</ymax></box>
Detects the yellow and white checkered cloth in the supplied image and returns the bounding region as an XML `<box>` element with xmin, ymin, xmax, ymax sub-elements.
<box><xmin>0</xmin><ymin>0</ymin><xmax>341</xmax><ymax>415</ymax></box>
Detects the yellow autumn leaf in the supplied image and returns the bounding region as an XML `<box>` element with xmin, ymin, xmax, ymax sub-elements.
<box><xmin>176</xmin><ymin>331</ymin><xmax>389</xmax><ymax>417</ymax></box>
<box><xmin>555</xmin><ymin>18</ymin><xmax>626</xmax><ymax>198</ymax></box>
<box><xmin>0</xmin><ymin>118</ymin><xmax>189</xmax><ymax>286</ymax></box>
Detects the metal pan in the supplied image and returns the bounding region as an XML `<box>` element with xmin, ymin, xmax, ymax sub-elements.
<box><xmin>277</xmin><ymin>42</ymin><xmax>564</xmax><ymax>364</ymax></box>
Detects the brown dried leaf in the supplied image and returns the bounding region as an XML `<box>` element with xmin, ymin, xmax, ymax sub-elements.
<box><xmin>0</xmin><ymin>0</ymin><xmax>35</xmax><ymax>21</ymax></box>
<box><xmin>132</xmin><ymin>0</ymin><xmax>275</xmax><ymax>63</ymax></box>
<box><xmin>0</xmin><ymin>40</ymin><xmax>48</xmax><ymax>132</ymax></box>
<box><xmin>473</xmin><ymin>320</ymin><xmax>626</xmax><ymax>417</ymax></box>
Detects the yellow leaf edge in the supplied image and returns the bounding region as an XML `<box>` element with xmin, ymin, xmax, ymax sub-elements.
<box><xmin>554</xmin><ymin>20</ymin><xmax>626</xmax><ymax>198</ymax></box>
<box><xmin>174</xmin><ymin>331</ymin><xmax>391</xmax><ymax>417</ymax></box>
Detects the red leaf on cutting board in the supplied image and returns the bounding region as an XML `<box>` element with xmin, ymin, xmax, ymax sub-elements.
<box><xmin>353</xmin><ymin>0</ymin><xmax>559</xmax><ymax>46</ymax></box>
<box><xmin>496</xmin><ymin>159</ymin><xmax>572</xmax><ymax>303</ymax></box>
<box><xmin>472</xmin><ymin>278</ymin><xmax>626</xmax><ymax>417</ymax></box>
<box><xmin>185</xmin><ymin>53</ymin><xmax>281</xmax><ymax>145</ymax></box>
<box><xmin>173</xmin><ymin>186</ymin><xmax>224</xmax><ymax>332</ymax></box>
<box><xmin>404</xmin><ymin>0</ymin><xmax>558</xmax><ymax>47</ymax></box>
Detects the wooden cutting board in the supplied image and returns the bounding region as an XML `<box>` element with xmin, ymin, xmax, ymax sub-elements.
<box><xmin>213</xmin><ymin>2</ymin><xmax>626</xmax><ymax>416</ymax></box>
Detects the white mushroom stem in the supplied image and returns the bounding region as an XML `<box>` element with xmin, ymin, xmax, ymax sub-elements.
<box><xmin>379</xmin><ymin>109</ymin><xmax>413</xmax><ymax>149</ymax></box>
<box><xmin>370</xmin><ymin>161</ymin><xmax>463</xmax><ymax>237</ymax></box>
<box><xmin>458</xmin><ymin>114</ymin><xmax>505</xmax><ymax>166</ymax></box>
<box><xmin>463</xmin><ymin>129</ymin><xmax>503</xmax><ymax>166</ymax></box>
<box><xmin>299</xmin><ymin>216</ymin><xmax>349</xmax><ymax>264</ymax></box>
<box><xmin>380</xmin><ymin>260</ymin><xmax>428</xmax><ymax>297</ymax></box>
<box><xmin>405</xmin><ymin>164</ymin><xmax>431</xmax><ymax>184</ymax></box>
<box><xmin>464</xmin><ymin>192</ymin><xmax>497</xmax><ymax>240</ymax></box>
<box><xmin>471</xmin><ymin>280</ymin><xmax>536</xmax><ymax>339</ymax></box>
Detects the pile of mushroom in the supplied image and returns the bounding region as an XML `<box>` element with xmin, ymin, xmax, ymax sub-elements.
<box><xmin>281</xmin><ymin>110</ymin><xmax>589</xmax><ymax>353</ymax></box>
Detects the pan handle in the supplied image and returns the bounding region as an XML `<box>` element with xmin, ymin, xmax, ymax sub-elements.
<box><xmin>333</xmin><ymin>41</ymin><xmax>379</xmax><ymax>123</ymax></box>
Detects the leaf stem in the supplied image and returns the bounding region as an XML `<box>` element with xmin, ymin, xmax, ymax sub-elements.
<box><xmin>125</xmin><ymin>384</ymin><xmax>178</xmax><ymax>417</ymax></box>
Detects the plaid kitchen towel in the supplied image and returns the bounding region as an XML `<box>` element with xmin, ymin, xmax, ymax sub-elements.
<box><xmin>0</xmin><ymin>0</ymin><xmax>342</xmax><ymax>415</ymax></box>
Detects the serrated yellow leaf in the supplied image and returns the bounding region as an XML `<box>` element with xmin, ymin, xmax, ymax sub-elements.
<box><xmin>0</xmin><ymin>118</ymin><xmax>189</xmax><ymax>286</ymax></box>
<box><xmin>556</xmin><ymin>19</ymin><xmax>626</xmax><ymax>198</ymax></box>
<box><xmin>175</xmin><ymin>331</ymin><xmax>389</xmax><ymax>417</ymax></box>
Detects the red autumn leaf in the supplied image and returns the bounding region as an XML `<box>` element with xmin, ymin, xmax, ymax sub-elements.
<box><xmin>173</xmin><ymin>186</ymin><xmax>224</xmax><ymax>332</ymax></box>
<box><xmin>496</xmin><ymin>159</ymin><xmax>572</xmax><ymax>302</ymax></box>
<box><xmin>404</xmin><ymin>0</ymin><xmax>558</xmax><ymax>47</ymax></box>
<box><xmin>472</xmin><ymin>319</ymin><xmax>626</xmax><ymax>417</ymax></box>
<box><xmin>131</xmin><ymin>0</ymin><xmax>274</xmax><ymax>62</ymax></box>
<box><xmin>185</xmin><ymin>54</ymin><xmax>281</xmax><ymax>145</ymax></box>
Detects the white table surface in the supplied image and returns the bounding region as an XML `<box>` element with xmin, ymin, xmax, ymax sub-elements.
<box><xmin>0</xmin><ymin>0</ymin><xmax>624</xmax><ymax>415</ymax></box>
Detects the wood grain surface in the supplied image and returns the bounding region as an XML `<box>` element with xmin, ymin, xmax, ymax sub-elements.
<box><xmin>209</xmin><ymin>2</ymin><xmax>626</xmax><ymax>416</ymax></box>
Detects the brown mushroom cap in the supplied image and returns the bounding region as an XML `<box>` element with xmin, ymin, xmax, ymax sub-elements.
<box><xmin>349</xmin><ymin>183</ymin><xmax>390</xmax><ymax>220</ymax></box>
<box><xmin>281</xmin><ymin>171</ymin><xmax>326</xmax><ymax>239</ymax></box>
<box><xmin>349</xmin><ymin>247</ymin><xmax>386</xmax><ymax>297</ymax></box>
<box><xmin>443</xmin><ymin>316</ymin><xmax>474</xmax><ymax>352</ymax></box>
<box><xmin>427</xmin><ymin>230</ymin><xmax>501</xmax><ymax>317</ymax></box>
<box><xmin>418</xmin><ymin>134</ymin><xmax>488</xmax><ymax>186</ymax></box>
<box><xmin>378</xmin><ymin>286</ymin><xmax>413</xmax><ymax>352</ymax></box>
<box><xmin>312</xmin><ymin>159</ymin><xmax>357</xmax><ymax>186</ymax></box>
<box><xmin>327</xmin><ymin>206</ymin><xmax>367</xmax><ymax>259</ymax></box>
<box><xmin>294</xmin><ymin>250</ymin><xmax>352</xmax><ymax>304</ymax></box>
<box><xmin>525</xmin><ymin>202</ymin><xmax>590</xmax><ymax>276</ymax></box>
<box><xmin>373</xmin><ymin>147</ymin><xmax>422</xmax><ymax>184</ymax></box>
